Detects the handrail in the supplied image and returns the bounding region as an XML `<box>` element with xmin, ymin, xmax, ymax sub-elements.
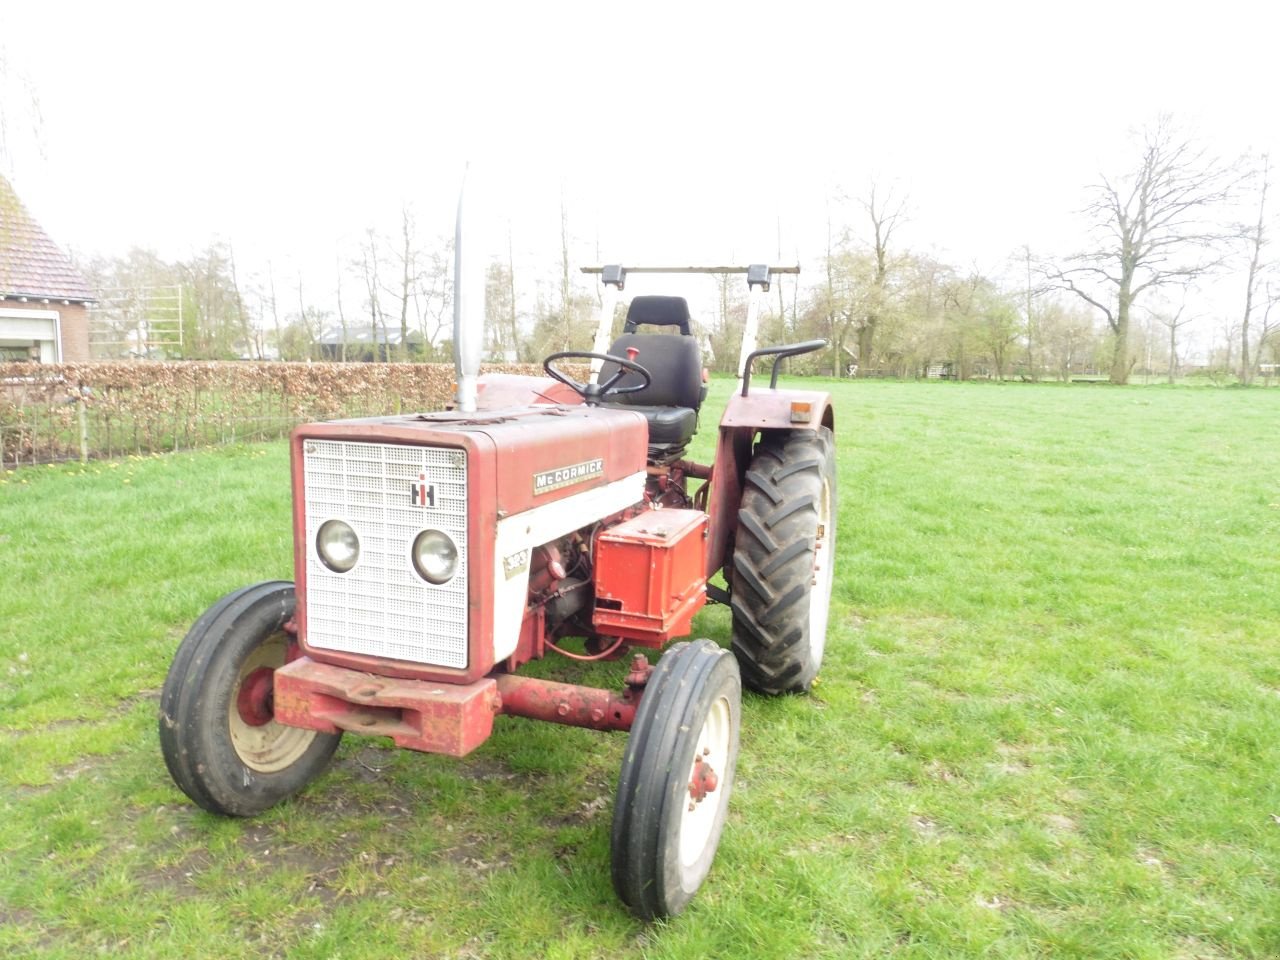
<box><xmin>741</xmin><ymin>339</ymin><xmax>828</xmax><ymax>396</ymax></box>
<box><xmin>580</xmin><ymin>265</ymin><xmax>800</xmax><ymax>276</ymax></box>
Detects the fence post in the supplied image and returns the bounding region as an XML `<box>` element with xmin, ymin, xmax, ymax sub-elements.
<box><xmin>78</xmin><ymin>391</ymin><xmax>89</xmax><ymax>464</ymax></box>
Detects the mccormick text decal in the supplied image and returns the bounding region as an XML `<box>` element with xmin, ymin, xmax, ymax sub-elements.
<box><xmin>533</xmin><ymin>458</ymin><xmax>604</xmax><ymax>495</ymax></box>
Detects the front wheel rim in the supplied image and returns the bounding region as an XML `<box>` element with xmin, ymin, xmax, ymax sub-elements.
<box><xmin>678</xmin><ymin>694</ymin><xmax>732</xmax><ymax>870</ymax></box>
<box><xmin>227</xmin><ymin>633</ymin><xmax>317</xmax><ymax>773</ymax></box>
<box><xmin>808</xmin><ymin>473</ymin><xmax>835</xmax><ymax>665</ymax></box>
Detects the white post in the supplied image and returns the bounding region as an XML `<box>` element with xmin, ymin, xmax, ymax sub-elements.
<box><xmin>589</xmin><ymin>283</ymin><xmax>619</xmax><ymax>381</ymax></box>
<box><xmin>736</xmin><ymin>284</ymin><xmax>764</xmax><ymax>392</ymax></box>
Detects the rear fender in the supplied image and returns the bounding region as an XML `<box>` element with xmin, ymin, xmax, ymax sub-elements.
<box><xmin>704</xmin><ymin>389</ymin><xmax>833</xmax><ymax>578</ymax></box>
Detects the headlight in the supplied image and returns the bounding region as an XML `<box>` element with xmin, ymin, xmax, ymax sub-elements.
<box><xmin>412</xmin><ymin>529</ymin><xmax>458</xmax><ymax>584</ymax></box>
<box><xmin>316</xmin><ymin>519</ymin><xmax>360</xmax><ymax>573</ymax></box>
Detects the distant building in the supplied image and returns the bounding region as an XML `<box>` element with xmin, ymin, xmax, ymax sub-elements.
<box><xmin>315</xmin><ymin>324</ymin><xmax>425</xmax><ymax>361</ymax></box>
<box><xmin>0</xmin><ymin>176</ymin><xmax>96</xmax><ymax>361</ymax></box>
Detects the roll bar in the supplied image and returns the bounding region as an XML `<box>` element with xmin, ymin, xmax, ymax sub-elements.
<box><xmin>579</xmin><ymin>264</ymin><xmax>802</xmax><ymax>384</ymax></box>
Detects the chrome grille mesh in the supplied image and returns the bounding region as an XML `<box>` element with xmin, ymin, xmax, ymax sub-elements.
<box><xmin>303</xmin><ymin>440</ymin><xmax>468</xmax><ymax>668</ymax></box>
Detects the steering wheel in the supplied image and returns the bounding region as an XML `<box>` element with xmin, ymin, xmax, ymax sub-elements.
<box><xmin>543</xmin><ymin>351</ymin><xmax>653</xmax><ymax>406</ymax></box>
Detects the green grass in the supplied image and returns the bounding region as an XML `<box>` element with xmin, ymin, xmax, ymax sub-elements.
<box><xmin>3</xmin><ymin>379</ymin><xmax>1280</xmax><ymax>958</ymax></box>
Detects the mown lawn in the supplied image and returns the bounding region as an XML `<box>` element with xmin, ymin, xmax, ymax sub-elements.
<box><xmin>2</xmin><ymin>379</ymin><xmax>1279</xmax><ymax>959</ymax></box>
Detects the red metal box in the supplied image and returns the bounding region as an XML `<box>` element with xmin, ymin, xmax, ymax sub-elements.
<box><xmin>592</xmin><ymin>508</ymin><xmax>708</xmax><ymax>645</ymax></box>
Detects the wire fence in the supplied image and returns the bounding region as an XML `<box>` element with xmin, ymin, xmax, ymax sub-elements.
<box><xmin>0</xmin><ymin>361</ymin><xmax>560</xmax><ymax>468</ymax></box>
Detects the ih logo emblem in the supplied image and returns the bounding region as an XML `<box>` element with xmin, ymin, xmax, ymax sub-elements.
<box><xmin>412</xmin><ymin>473</ymin><xmax>436</xmax><ymax>508</ymax></box>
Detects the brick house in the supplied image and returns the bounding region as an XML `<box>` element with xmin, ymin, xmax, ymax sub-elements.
<box><xmin>0</xmin><ymin>176</ymin><xmax>96</xmax><ymax>361</ymax></box>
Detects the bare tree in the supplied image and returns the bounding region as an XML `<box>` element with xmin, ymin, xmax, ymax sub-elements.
<box><xmin>360</xmin><ymin>229</ymin><xmax>389</xmax><ymax>360</ymax></box>
<box><xmin>266</xmin><ymin>261</ymin><xmax>282</xmax><ymax>358</ymax></box>
<box><xmin>1152</xmin><ymin>301</ymin><xmax>1196</xmax><ymax>383</ymax></box>
<box><xmin>411</xmin><ymin>240</ymin><xmax>452</xmax><ymax>353</ymax></box>
<box><xmin>854</xmin><ymin>182</ymin><xmax>907</xmax><ymax>376</ymax></box>
<box><xmin>1021</xmin><ymin>245</ymin><xmax>1042</xmax><ymax>379</ymax></box>
<box><xmin>559</xmin><ymin>191</ymin><xmax>572</xmax><ymax>352</ymax></box>
<box><xmin>1258</xmin><ymin>285</ymin><xmax>1279</xmax><ymax>381</ymax></box>
<box><xmin>1050</xmin><ymin>117</ymin><xmax>1236</xmax><ymax>383</ymax></box>
<box><xmin>507</xmin><ymin>222</ymin><xmax>520</xmax><ymax>360</ymax></box>
<box><xmin>976</xmin><ymin>282</ymin><xmax>1023</xmax><ymax>380</ymax></box>
<box><xmin>391</xmin><ymin>205</ymin><xmax>417</xmax><ymax>361</ymax></box>
<box><xmin>1240</xmin><ymin>155</ymin><xmax>1271</xmax><ymax>385</ymax></box>
<box><xmin>334</xmin><ymin>256</ymin><xmax>349</xmax><ymax>362</ymax></box>
<box><xmin>226</xmin><ymin>245</ymin><xmax>256</xmax><ymax>359</ymax></box>
<box><xmin>485</xmin><ymin>259</ymin><xmax>516</xmax><ymax>360</ymax></box>
<box><xmin>295</xmin><ymin>269</ymin><xmax>320</xmax><ymax>358</ymax></box>
<box><xmin>822</xmin><ymin>205</ymin><xmax>843</xmax><ymax>375</ymax></box>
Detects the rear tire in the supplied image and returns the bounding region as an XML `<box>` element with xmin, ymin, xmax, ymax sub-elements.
<box><xmin>158</xmin><ymin>581</ymin><xmax>341</xmax><ymax>816</ymax></box>
<box><xmin>730</xmin><ymin>426</ymin><xmax>837</xmax><ymax>694</ymax></box>
<box><xmin>611</xmin><ymin>640</ymin><xmax>741</xmax><ymax>920</ymax></box>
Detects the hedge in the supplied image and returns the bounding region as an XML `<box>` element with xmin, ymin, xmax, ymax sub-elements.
<box><xmin>0</xmin><ymin>361</ymin><xmax>572</xmax><ymax>466</ymax></box>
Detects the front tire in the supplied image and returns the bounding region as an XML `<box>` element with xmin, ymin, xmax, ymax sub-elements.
<box><xmin>611</xmin><ymin>640</ymin><xmax>741</xmax><ymax>920</ymax></box>
<box><xmin>730</xmin><ymin>426</ymin><xmax>837</xmax><ymax>694</ymax></box>
<box><xmin>158</xmin><ymin>581</ymin><xmax>341</xmax><ymax>816</ymax></box>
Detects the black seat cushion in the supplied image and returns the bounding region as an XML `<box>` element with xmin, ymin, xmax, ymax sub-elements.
<box><xmin>602</xmin><ymin>333</ymin><xmax>703</xmax><ymax>411</ymax></box>
<box><xmin>624</xmin><ymin>296</ymin><xmax>692</xmax><ymax>336</ymax></box>
<box><xmin>605</xmin><ymin>404</ymin><xmax>698</xmax><ymax>447</ymax></box>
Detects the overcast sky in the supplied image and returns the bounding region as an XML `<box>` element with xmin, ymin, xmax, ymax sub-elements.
<box><xmin>2</xmin><ymin>1</ymin><xmax>1278</xmax><ymax>335</ymax></box>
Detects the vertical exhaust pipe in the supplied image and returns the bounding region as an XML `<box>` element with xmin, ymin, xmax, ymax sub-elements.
<box><xmin>452</xmin><ymin>164</ymin><xmax>482</xmax><ymax>413</ymax></box>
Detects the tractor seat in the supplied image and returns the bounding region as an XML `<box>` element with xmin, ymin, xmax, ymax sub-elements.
<box><xmin>624</xmin><ymin>404</ymin><xmax>698</xmax><ymax>447</ymax></box>
<box><xmin>599</xmin><ymin>296</ymin><xmax>705</xmax><ymax>463</ymax></box>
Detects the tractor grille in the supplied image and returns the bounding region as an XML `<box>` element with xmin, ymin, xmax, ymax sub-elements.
<box><xmin>302</xmin><ymin>440</ymin><xmax>469</xmax><ymax>668</ymax></box>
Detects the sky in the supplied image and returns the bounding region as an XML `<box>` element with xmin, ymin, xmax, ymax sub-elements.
<box><xmin>2</xmin><ymin>0</ymin><xmax>1278</xmax><ymax>345</ymax></box>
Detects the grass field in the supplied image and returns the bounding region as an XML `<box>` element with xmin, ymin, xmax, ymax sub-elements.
<box><xmin>2</xmin><ymin>379</ymin><xmax>1279</xmax><ymax>959</ymax></box>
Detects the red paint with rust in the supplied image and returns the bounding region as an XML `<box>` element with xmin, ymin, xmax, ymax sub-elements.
<box><xmin>495</xmin><ymin>674</ymin><xmax>636</xmax><ymax>732</ymax></box>
<box><xmin>270</xmin><ymin>374</ymin><xmax>834</xmax><ymax>762</ymax></box>
<box><xmin>473</xmin><ymin>373</ymin><xmax>583</xmax><ymax>408</ymax></box>
<box><xmin>236</xmin><ymin>667</ymin><xmax>275</xmax><ymax>727</ymax></box>
<box><xmin>593</xmin><ymin>509</ymin><xmax>708</xmax><ymax>645</ymax></box>
<box><xmin>703</xmin><ymin>389</ymin><xmax>834</xmax><ymax>579</ymax></box>
<box><xmin>718</xmin><ymin>388</ymin><xmax>833</xmax><ymax>432</ymax></box>
<box><xmin>689</xmin><ymin>756</ymin><xmax>719</xmax><ymax>802</ymax></box>
<box><xmin>290</xmin><ymin>404</ymin><xmax>648</xmax><ymax>686</ymax></box>
<box><xmin>272</xmin><ymin>655</ymin><xmax>641</xmax><ymax>753</ymax></box>
<box><xmin>273</xmin><ymin>656</ymin><xmax>501</xmax><ymax>757</ymax></box>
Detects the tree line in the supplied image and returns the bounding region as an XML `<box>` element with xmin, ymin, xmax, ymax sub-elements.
<box><xmin>84</xmin><ymin>118</ymin><xmax>1278</xmax><ymax>385</ymax></box>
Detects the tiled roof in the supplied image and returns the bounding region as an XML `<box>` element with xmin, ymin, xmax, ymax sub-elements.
<box><xmin>0</xmin><ymin>176</ymin><xmax>96</xmax><ymax>302</ymax></box>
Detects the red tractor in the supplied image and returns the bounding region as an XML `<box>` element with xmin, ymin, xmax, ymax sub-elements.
<box><xmin>159</xmin><ymin>247</ymin><xmax>836</xmax><ymax>918</ymax></box>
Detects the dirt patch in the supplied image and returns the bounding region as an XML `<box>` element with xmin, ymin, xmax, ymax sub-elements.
<box><xmin>135</xmin><ymin>847</ymin><xmax>217</xmax><ymax>901</ymax></box>
<box><xmin>453</xmin><ymin>756</ymin><xmax>528</xmax><ymax>783</ymax></box>
<box><xmin>437</xmin><ymin>835</ymin><xmax>514</xmax><ymax>875</ymax></box>
<box><xmin>0</xmin><ymin>904</ymin><xmax>39</xmax><ymax>928</ymax></box>
<box><xmin>1136</xmin><ymin>846</ymin><xmax>1173</xmax><ymax>872</ymax></box>
<box><xmin>1173</xmin><ymin>935</ymin><xmax>1231</xmax><ymax>960</ymax></box>
<box><xmin>992</xmin><ymin>741</ymin><xmax>1035</xmax><ymax>775</ymax></box>
<box><xmin>974</xmin><ymin>893</ymin><xmax>1014</xmax><ymax>911</ymax></box>
<box><xmin>910</xmin><ymin>815</ymin><xmax>939</xmax><ymax>836</ymax></box>
<box><xmin>545</xmin><ymin>792</ymin><xmax>611</xmax><ymax>829</ymax></box>
<box><xmin>1044</xmin><ymin>813</ymin><xmax>1078</xmax><ymax>834</ymax></box>
<box><xmin>922</xmin><ymin>759</ymin><xmax>960</xmax><ymax>783</ymax></box>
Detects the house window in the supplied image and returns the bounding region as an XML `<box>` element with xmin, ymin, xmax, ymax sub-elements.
<box><xmin>0</xmin><ymin>308</ymin><xmax>61</xmax><ymax>362</ymax></box>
